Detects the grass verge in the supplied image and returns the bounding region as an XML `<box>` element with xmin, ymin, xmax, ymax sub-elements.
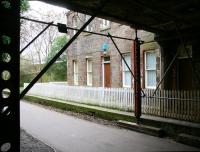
<box><xmin>23</xmin><ymin>95</ymin><xmax>136</xmax><ymax>122</ymax></box>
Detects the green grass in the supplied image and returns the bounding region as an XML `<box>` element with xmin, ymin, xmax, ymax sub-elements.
<box><xmin>22</xmin><ymin>95</ymin><xmax>200</xmax><ymax>141</ymax></box>
<box><xmin>23</xmin><ymin>95</ymin><xmax>136</xmax><ymax>122</ymax></box>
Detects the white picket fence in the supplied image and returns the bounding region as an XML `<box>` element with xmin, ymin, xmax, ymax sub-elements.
<box><xmin>142</xmin><ymin>89</ymin><xmax>200</xmax><ymax>122</ymax></box>
<box><xmin>24</xmin><ymin>83</ymin><xmax>134</xmax><ymax>111</ymax></box>
<box><xmin>24</xmin><ymin>83</ymin><xmax>200</xmax><ymax>122</ymax></box>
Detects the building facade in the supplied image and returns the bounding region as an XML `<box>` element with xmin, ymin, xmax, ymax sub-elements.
<box><xmin>66</xmin><ymin>11</ymin><xmax>161</xmax><ymax>89</ymax></box>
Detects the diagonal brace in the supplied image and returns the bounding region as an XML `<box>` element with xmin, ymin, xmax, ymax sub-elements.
<box><xmin>20</xmin><ymin>1</ymin><xmax>108</xmax><ymax>99</ymax></box>
<box><xmin>151</xmin><ymin>23</ymin><xmax>197</xmax><ymax>97</ymax></box>
<box><xmin>20</xmin><ymin>16</ymin><xmax>95</xmax><ymax>99</ymax></box>
<box><xmin>107</xmin><ymin>33</ymin><xmax>145</xmax><ymax>97</ymax></box>
<box><xmin>20</xmin><ymin>21</ymin><xmax>53</xmax><ymax>54</ymax></box>
<box><xmin>20</xmin><ymin>16</ymin><xmax>134</xmax><ymax>41</ymax></box>
<box><xmin>151</xmin><ymin>49</ymin><xmax>179</xmax><ymax>97</ymax></box>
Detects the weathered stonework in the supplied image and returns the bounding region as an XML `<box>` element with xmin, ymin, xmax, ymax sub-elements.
<box><xmin>66</xmin><ymin>11</ymin><xmax>161</xmax><ymax>88</ymax></box>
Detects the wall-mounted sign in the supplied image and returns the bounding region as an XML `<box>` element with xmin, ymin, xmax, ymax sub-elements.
<box><xmin>101</xmin><ymin>42</ymin><xmax>109</xmax><ymax>51</ymax></box>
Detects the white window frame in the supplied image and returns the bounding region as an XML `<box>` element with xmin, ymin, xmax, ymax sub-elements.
<box><xmin>73</xmin><ymin>60</ymin><xmax>78</xmax><ymax>85</ymax></box>
<box><xmin>85</xmin><ymin>15</ymin><xmax>93</xmax><ymax>32</ymax></box>
<box><xmin>100</xmin><ymin>19</ymin><xmax>110</xmax><ymax>29</ymax></box>
<box><xmin>72</xmin><ymin>16</ymin><xmax>77</xmax><ymax>35</ymax></box>
<box><xmin>145</xmin><ymin>51</ymin><xmax>157</xmax><ymax>89</ymax></box>
<box><xmin>122</xmin><ymin>54</ymin><xmax>131</xmax><ymax>88</ymax></box>
<box><xmin>86</xmin><ymin>59</ymin><xmax>92</xmax><ymax>86</ymax></box>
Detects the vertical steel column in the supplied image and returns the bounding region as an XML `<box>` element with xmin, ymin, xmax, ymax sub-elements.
<box><xmin>134</xmin><ymin>30</ymin><xmax>141</xmax><ymax>121</ymax></box>
<box><xmin>0</xmin><ymin>0</ymin><xmax>20</xmax><ymax>151</ymax></box>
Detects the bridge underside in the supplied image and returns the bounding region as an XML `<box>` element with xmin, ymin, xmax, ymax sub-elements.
<box><xmin>40</xmin><ymin>0</ymin><xmax>200</xmax><ymax>35</ymax></box>
<box><xmin>1</xmin><ymin>0</ymin><xmax>200</xmax><ymax>151</ymax></box>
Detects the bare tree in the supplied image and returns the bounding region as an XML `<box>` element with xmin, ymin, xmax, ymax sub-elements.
<box><xmin>20</xmin><ymin>2</ymin><xmax>67</xmax><ymax>82</ymax></box>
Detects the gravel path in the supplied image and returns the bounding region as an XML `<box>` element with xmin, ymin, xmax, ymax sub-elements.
<box><xmin>20</xmin><ymin>129</ymin><xmax>55</xmax><ymax>152</ymax></box>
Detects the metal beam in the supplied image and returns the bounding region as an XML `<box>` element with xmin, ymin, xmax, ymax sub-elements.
<box><xmin>21</xmin><ymin>16</ymin><xmax>135</xmax><ymax>41</ymax></box>
<box><xmin>0</xmin><ymin>0</ymin><xmax>20</xmax><ymax>151</ymax></box>
<box><xmin>108</xmin><ymin>32</ymin><xmax>144</xmax><ymax>122</ymax></box>
<box><xmin>133</xmin><ymin>30</ymin><xmax>142</xmax><ymax>121</ymax></box>
<box><xmin>20</xmin><ymin>0</ymin><xmax>109</xmax><ymax>99</ymax></box>
<box><xmin>21</xmin><ymin>17</ymin><xmax>160</xmax><ymax>45</ymax></box>
<box><xmin>108</xmin><ymin>33</ymin><xmax>145</xmax><ymax>96</ymax></box>
<box><xmin>20</xmin><ymin>15</ymin><xmax>96</xmax><ymax>99</ymax></box>
<box><xmin>20</xmin><ymin>22</ymin><xmax>53</xmax><ymax>54</ymax></box>
<box><xmin>152</xmin><ymin>24</ymin><xmax>200</xmax><ymax>96</ymax></box>
<box><xmin>151</xmin><ymin>48</ymin><xmax>179</xmax><ymax>97</ymax></box>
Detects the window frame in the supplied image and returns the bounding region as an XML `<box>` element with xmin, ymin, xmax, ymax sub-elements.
<box><xmin>144</xmin><ymin>51</ymin><xmax>157</xmax><ymax>89</ymax></box>
<box><xmin>72</xmin><ymin>16</ymin><xmax>77</xmax><ymax>35</ymax></box>
<box><xmin>73</xmin><ymin>60</ymin><xmax>78</xmax><ymax>85</ymax></box>
<box><xmin>85</xmin><ymin>15</ymin><xmax>93</xmax><ymax>32</ymax></box>
<box><xmin>86</xmin><ymin>58</ymin><xmax>92</xmax><ymax>86</ymax></box>
<box><xmin>100</xmin><ymin>19</ymin><xmax>110</xmax><ymax>30</ymax></box>
<box><xmin>122</xmin><ymin>53</ymin><xmax>131</xmax><ymax>88</ymax></box>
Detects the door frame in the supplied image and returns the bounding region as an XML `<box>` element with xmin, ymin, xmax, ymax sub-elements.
<box><xmin>102</xmin><ymin>60</ymin><xmax>110</xmax><ymax>87</ymax></box>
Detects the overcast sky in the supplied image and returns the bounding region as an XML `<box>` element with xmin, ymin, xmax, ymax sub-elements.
<box><xmin>21</xmin><ymin>1</ymin><xmax>69</xmax><ymax>63</ymax></box>
<box><xmin>25</xmin><ymin>1</ymin><xmax>68</xmax><ymax>24</ymax></box>
<box><xmin>29</xmin><ymin>1</ymin><xmax>68</xmax><ymax>11</ymax></box>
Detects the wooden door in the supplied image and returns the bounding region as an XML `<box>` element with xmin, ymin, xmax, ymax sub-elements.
<box><xmin>104</xmin><ymin>63</ymin><xmax>111</xmax><ymax>87</ymax></box>
<box><xmin>178</xmin><ymin>58</ymin><xmax>193</xmax><ymax>90</ymax></box>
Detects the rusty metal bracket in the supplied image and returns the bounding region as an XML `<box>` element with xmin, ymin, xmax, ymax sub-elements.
<box><xmin>108</xmin><ymin>32</ymin><xmax>144</xmax><ymax>121</ymax></box>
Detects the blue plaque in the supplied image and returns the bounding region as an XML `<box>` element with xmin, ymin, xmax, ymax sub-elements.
<box><xmin>102</xmin><ymin>42</ymin><xmax>108</xmax><ymax>51</ymax></box>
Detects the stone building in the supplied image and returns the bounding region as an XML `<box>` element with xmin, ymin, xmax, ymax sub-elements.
<box><xmin>66</xmin><ymin>11</ymin><xmax>161</xmax><ymax>88</ymax></box>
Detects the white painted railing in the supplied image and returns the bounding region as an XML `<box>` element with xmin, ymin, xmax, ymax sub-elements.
<box><xmin>24</xmin><ymin>83</ymin><xmax>134</xmax><ymax>111</ymax></box>
<box><xmin>24</xmin><ymin>83</ymin><xmax>200</xmax><ymax>122</ymax></box>
<box><xmin>142</xmin><ymin>89</ymin><xmax>200</xmax><ymax>122</ymax></box>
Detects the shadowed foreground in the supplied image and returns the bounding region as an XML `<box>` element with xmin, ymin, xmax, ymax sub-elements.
<box><xmin>20</xmin><ymin>129</ymin><xmax>55</xmax><ymax>152</ymax></box>
<box><xmin>20</xmin><ymin>101</ymin><xmax>200</xmax><ymax>152</ymax></box>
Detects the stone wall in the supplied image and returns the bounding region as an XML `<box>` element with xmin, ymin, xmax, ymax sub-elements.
<box><xmin>66</xmin><ymin>11</ymin><xmax>161</xmax><ymax>88</ymax></box>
